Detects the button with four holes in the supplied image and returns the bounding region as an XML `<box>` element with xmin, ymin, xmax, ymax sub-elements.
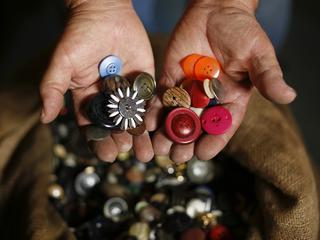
<box><xmin>194</xmin><ymin>56</ymin><xmax>220</xmax><ymax>81</ymax></box>
<box><xmin>99</xmin><ymin>55</ymin><xmax>122</xmax><ymax>78</ymax></box>
<box><xmin>201</xmin><ymin>106</ymin><xmax>232</xmax><ymax>135</ymax></box>
<box><xmin>165</xmin><ymin>107</ymin><xmax>201</xmax><ymax>144</ymax></box>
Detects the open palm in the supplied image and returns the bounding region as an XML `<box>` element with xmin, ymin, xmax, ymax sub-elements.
<box><xmin>40</xmin><ymin>1</ymin><xmax>155</xmax><ymax>162</ymax></box>
<box><xmin>151</xmin><ymin>2</ymin><xmax>296</xmax><ymax>162</ymax></box>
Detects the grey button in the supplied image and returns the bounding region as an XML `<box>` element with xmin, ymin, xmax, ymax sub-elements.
<box><xmin>103</xmin><ymin>197</ymin><xmax>128</xmax><ymax>222</ymax></box>
<box><xmin>107</xmin><ymin>87</ymin><xmax>145</xmax><ymax>130</ymax></box>
<box><xmin>133</xmin><ymin>72</ymin><xmax>156</xmax><ymax>100</ymax></box>
<box><xmin>74</xmin><ymin>166</ymin><xmax>100</xmax><ymax>196</ymax></box>
<box><xmin>81</xmin><ymin>125</ymin><xmax>111</xmax><ymax>141</ymax></box>
<box><xmin>186</xmin><ymin>156</ymin><xmax>214</xmax><ymax>184</ymax></box>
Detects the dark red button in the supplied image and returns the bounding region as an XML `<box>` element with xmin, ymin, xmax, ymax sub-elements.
<box><xmin>208</xmin><ymin>225</ymin><xmax>233</xmax><ymax>240</ymax></box>
<box><xmin>185</xmin><ymin>80</ymin><xmax>210</xmax><ymax>108</ymax></box>
<box><xmin>166</xmin><ymin>108</ymin><xmax>201</xmax><ymax>144</ymax></box>
<box><xmin>201</xmin><ymin>106</ymin><xmax>232</xmax><ymax>135</ymax></box>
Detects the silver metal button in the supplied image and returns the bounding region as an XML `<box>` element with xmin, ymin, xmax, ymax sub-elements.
<box><xmin>74</xmin><ymin>166</ymin><xmax>100</xmax><ymax>196</ymax></box>
<box><xmin>186</xmin><ymin>156</ymin><xmax>214</xmax><ymax>184</ymax></box>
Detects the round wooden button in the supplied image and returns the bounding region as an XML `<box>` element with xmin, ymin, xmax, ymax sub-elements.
<box><xmin>201</xmin><ymin>106</ymin><xmax>232</xmax><ymax>135</ymax></box>
<box><xmin>194</xmin><ymin>56</ymin><xmax>220</xmax><ymax>81</ymax></box>
<box><xmin>180</xmin><ymin>54</ymin><xmax>202</xmax><ymax>79</ymax></box>
<box><xmin>165</xmin><ymin>107</ymin><xmax>201</xmax><ymax>144</ymax></box>
<box><xmin>162</xmin><ymin>87</ymin><xmax>191</xmax><ymax>108</ymax></box>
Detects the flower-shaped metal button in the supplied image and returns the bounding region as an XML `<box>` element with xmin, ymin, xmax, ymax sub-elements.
<box><xmin>107</xmin><ymin>87</ymin><xmax>145</xmax><ymax>130</ymax></box>
<box><xmin>201</xmin><ymin>106</ymin><xmax>232</xmax><ymax>135</ymax></box>
<box><xmin>99</xmin><ymin>55</ymin><xmax>122</xmax><ymax>78</ymax></box>
<box><xmin>162</xmin><ymin>87</ymin><xmax>191</xmax><ymax>108</ymax></box>
<box><xmin>165</xmin><ymin>108</ymin><xmax>201</xmax><ymax>144</ymax></box>
<box><xmin>194</xmin><ymin>56</ymin><xmax>220</xmax><ymax>81</ymax></box>
<box><xmin>133</xmin><ymin>72</ymin><xmax>156</xmax><ymax>100</ymax></box>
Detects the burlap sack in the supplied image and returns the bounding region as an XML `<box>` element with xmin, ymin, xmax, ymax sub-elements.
<box><xmin>0</xmin><ymin>36</ymin><xmax>319</xmax><ymax>239</ymax></box>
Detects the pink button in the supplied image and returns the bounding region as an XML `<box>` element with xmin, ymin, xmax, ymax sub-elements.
<box><xmin>201</xmin><ymin>106</ymin><xmax>232</xmax><ymax>135</ymax></box>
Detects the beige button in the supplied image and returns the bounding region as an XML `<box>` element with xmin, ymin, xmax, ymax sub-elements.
<box><xmin>129</xmin><ymin>222</ymin><xmax>150</xmax><ymax>240</ymax></box>
<box><xmin>162</xmin><ymin>87</ymin><xmax>191</xmax><ymax>108</ymax></box>
<box><xmin>133</xmin><ymin>72</ymin><xmax>156</xmax><ymax>100</ymax></box>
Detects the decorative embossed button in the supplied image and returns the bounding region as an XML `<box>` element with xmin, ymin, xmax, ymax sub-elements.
<box><xmin>201</xmin><ymin>106</ymin><xmax>232</xmax><ymax>135</ymax></box>
<box><xmin>165</xmin><ymin>108</ymin><xmax>201</xmax><ymax>144</ymax></box>
<box><xmin>162</xmin><ymin>87</ymin><xmax>191</xmax><ymax>108</ymax></box>
<box><xmin>133</xmin><ymin>72</ymin><xmax>156</xmax><ymax>100</ymax></box>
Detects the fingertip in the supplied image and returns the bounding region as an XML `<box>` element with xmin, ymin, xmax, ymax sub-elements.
<box><xmin>93</xmin><ymin>137</ymin><xmax>118</xmax><ymax>163</ymax></box>
<box><xmin>40</xmin><ymin>91</ymin><xmax>64</xmax><ymax>123</ymax></box>
<box><xmin>170</xmin><ymin>143</ymin><xmax>194</xmax><ymax>163</ymax></box>
<box><xmin>133</xmin><ymin>133</ymin><xmax>154</xmax><ymax>162</ymax></box>
<box><xmin>152</xmin><ymin>129</ymin><xmax>173</xmax><ymax>156</ymax></box>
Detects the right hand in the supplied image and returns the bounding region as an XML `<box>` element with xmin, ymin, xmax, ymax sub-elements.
<box><xmin>40</xmin><ymin>0</ymin><xmax>155</xmax><ymax>162</ymax></box>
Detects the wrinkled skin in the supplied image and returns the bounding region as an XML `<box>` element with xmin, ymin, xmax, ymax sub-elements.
<box><xmin>40</xmin><ymin>0</ymin><xmax>296</xmax><ymax>163</ymax></box>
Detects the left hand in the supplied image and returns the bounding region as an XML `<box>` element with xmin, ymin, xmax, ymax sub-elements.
<box><xmin>148</xmin><ymin>0</ymin><xmax>296</xmax><ymax>162</ymax></box>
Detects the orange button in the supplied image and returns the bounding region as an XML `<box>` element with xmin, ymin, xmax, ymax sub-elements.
<box><xmin>194</xmin><ymin>56</ymin><xmax>220</xmax><ymax>81</ymax></box>
<box><xmin>180</xmin><ymin>54</ymin><xmax>202</xmax><ymax>79</ymax></box>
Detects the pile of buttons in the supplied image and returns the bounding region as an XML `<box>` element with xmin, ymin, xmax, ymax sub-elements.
<box><xmin>86</xmin><ymin>55</ymin><xmax>156</xmax><ymax>137</ymax></box>
<box><xmin>48</xmin><ymin>101</ymin><xmax>256</xmax><ymax>240</ymax></box>
<box><xmin>163</xmin><ymin>54</ymin><xmax>231</xmax><ymax>144</ymax></box>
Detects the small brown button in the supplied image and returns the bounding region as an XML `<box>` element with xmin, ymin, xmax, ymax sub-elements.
<box><xmin>102</xmin><ymin>75</ymin><xmax>130</xmax><ymax>94</ymax></box>
<box><xmin>162</xmin><ymin>87</ymin><xmax>191</xmax><ymax>108</ymax></box>
<box><xmin>126</xmin><ymin>167</ymin><xmax>144</xmax><ymax>184</ymax></box>
<box><xmin>127</xmin><ymin>121</ymin><xmax>146</xmax><ymax>136</ymax></box>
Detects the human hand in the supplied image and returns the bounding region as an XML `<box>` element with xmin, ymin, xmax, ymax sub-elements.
<box><xmin>150</xmin><ymin>0</ymin><xmax>296</xmax><ymax>162</ymax></box>
<box><xmin>40</xmin><ymin>0</ymin><xmax>155</xmax><ymax>162</ymax></box>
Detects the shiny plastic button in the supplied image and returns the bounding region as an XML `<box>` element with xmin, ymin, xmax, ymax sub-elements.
<box><xmin>194</xmin><ymin>56</ymin><xmax>220</xmax><ymax>81</ymax></box>
<box><xmin>180</xmin><ymin>54</ymin><xmax>202</xmax><ymax>79</ymax></box>
<box><xmin>87</xmin><ymin>93</ymin><xmax>119</xmax><ymax>129</ymax></box>
<box><xmin>201</xmin><ymin>106</ymin><xmax>232</xmax><ymax>135</ymax></box>
<box><xmin>99</xmin><ymin>55</ymin><xmax>122</xmax><ymax>78</ymax></box>
<box><xmin>133</xmin><ymin>72</ymin><xmax>156</xmax><ymax>100</ymax></box>
<box><xmin>165</xmin><ymin>108</ymin><xmax>201</xmax><ymax>144</ymax></box>
<box><xmin>185</xmin><ymin>80</ymin><xmax>210</xmax><ymax>108</ymax></box>
<box><xmin>162</xmin><ymin>87</ymin><xmax>191</xmax><ymax>108</ymax></box>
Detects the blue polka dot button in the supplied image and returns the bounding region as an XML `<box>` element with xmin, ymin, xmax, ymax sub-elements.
<box><xmin>99</xmin><ymin>55</ymin><xmax>122</xmax><ymax>78</ymax></box>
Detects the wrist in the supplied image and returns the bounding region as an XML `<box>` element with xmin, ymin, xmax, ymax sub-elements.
<box><xmin>192</xmin><ymin>0</ymin><xmax>258</xmax><ymax>14</ymax></box>
<box><xmin>65</xmin><ymin>0</ymin><xmax>132</xmax><ymax>10</ymax></box>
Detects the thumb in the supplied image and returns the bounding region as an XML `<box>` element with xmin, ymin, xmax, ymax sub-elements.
<box><xmin>40</xmin><ymin>47</ymin><xmax>72</xmax><ymax>123</ymax></box>
<box><xmin>249</xmin><ymin>44</ymin><xmax>296</xmax><ymax>104</ymax></box>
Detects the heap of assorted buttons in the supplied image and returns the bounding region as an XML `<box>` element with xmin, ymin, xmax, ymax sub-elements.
<box><xmin>163</xmin><ymin>54</ymin><xmax>232</xmax><ymax>144</ymax></box>
<box><xmin>48</xmin><ymin>106</ymin><xmax>256</xmax><ymax>240</ymax></box>
<box><xmin>86</xmin><ymin>55</ymin><xmax>156</xmax><ymax>139</ymax></box>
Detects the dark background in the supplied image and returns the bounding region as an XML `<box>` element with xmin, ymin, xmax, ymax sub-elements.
<box><xmin>1</xmin><ymin>0</ymin><xmax>319</xmax><ymax>164</ymax></box>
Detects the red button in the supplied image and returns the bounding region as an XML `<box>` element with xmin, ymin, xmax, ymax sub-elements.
<box><xmin>194</xmin><ymin>56</ymin><xmax>221</xmax><ymax>81</ymax></box>
<box><xmin>185</xmin><ymin>80</ymin><xmax>210</xmax><ymax>108</ymax></box>
<box><xmin>208</xmin><ymin>225</ymin><xmax>233</xmax><ymax>240</ymax></box>
<box><xmin>201</xmin><ymin>106</ymin><xmax>232</xmax><ymax>135</ymax></box>
<box><xmin>180</xmin><ymin>54</ymin><xmax>202</xmax><ymax>79</ymax></box>
<box><xmin>166</xmin><ymin>108</ymin><xmax>201</xmax><ymax>144</ymax></box>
